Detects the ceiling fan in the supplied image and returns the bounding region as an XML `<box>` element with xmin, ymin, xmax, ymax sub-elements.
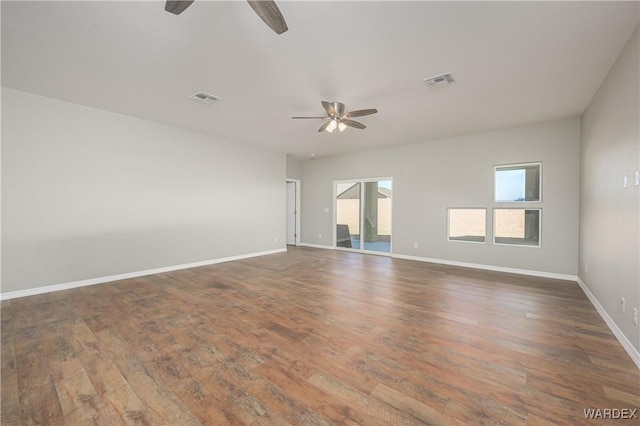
<box><xmin>292</xmin><ymin>101</ymin><xmax>378</xmax><ymax>133</ymax></box>
<box><xmin>165</xmin><ymin>0</ymin><xmax>288</xmax><ymax>35</ymax></box>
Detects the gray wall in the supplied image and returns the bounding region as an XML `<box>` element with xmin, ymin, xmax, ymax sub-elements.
<box><xmin>300</xmin><ymin>118</ymin><xmax>580</xmax><ymax>276</ymax></box>
<box><xmin>286</xmin><ymin>155</ymin><xmax>303</xmax><ymax>180</ymax></box>
<box><xmin>580</xmin><ymin>26</ymin><xmax>639</xmax><ymax>351</ymax></box>
<box><xmin>1</xmin><ymin>88</ymin><xmax>286</xmax><ymax>293</ymax></box>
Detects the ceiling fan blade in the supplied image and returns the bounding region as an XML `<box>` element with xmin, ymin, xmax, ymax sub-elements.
<box><xmin>291</xmin><ymin>116</ymin><xmax>326</xmax><ymax>119</ymax></box>
<box><xmin>345</xmin><ymin>108</ymin><xmax>378</xmax><ymax>118</ymax></box>
<box><xmin>341</xmin><ymin>119</ymin><xmax>367</xmax><ymax>130</ymax></box>
<box><xmin>321</xmin><ymin>101</ymin><xmax>336</xmax><ymax>117</ymax></box>
<box><xmin>165</xmin><ymin>0</ymin><xmax>194</xmax><ymax>15</ymax></box>
<box><xmin>247</xmin><ymin>0</ymin><xmax>288</xmax><ymax>35</ymax></box>
<box><xmin>317</xmin><ymin>121</ymin><xmax>332</xmax><ymax>132</ymax></box>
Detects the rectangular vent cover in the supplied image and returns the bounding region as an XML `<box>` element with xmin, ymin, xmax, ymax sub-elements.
<box><xmin>191</xmin><ymin>91</ymin><xmax>221</xmax><ymax>104</ymax></box>
<box><xmin>423</xmin><ymin>72</ymin><xmax>454</xmax><ymax>88</ymax></box>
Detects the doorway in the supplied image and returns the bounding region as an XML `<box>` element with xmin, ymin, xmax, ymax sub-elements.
<box><xmin>286</xmin><ymin>179</ymin><xmax>300</xmax><ymax>246</ymax></box>
<box><xmin>335</xmin><ymin>178</ymin><xmax>392</xmax><ymax>254</ymax></box>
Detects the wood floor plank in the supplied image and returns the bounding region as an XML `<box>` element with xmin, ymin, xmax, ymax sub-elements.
<box><xmin>603</xmin><ymin>386</ymin><xmax>640</xmax><ymax>407</ymax></box>
<box><xmin>253</xmin><ymin>355</ymin><xmax>370</xmax><ymax>425</ymax></box>
<box><xmin>370</xmin><ymin>383</ymin><xmax>449</xmax><ymax>425</ymax></box>
<box><xmin>308</xmin><ymin>371</ymin><xmax>419</xmax><ymax>425</ymax></box>
<box><xmin>95</xmin><ymin>329</ymin><xmax>202</xmax><ymax>425</ymax></box>
<box><xmin>118</xmin><ymin>316</ymin><xmax>255</xmax><ymax>424</ymax></box>
<box><xmin>13</xmin><ymin>344</ymin><xmax>63</xmax><ymax>425</ymax></box>
<box><xmin>1</xmin><ymin>247</ymin><xmax>638</xmax><ymax>425</ymax></box>
<box><xmin>214</xmin><ymin>355</ymin><xmax>333</xmax><ymax>425</ymax></box>
<box><xmin>49</xmin><ymin>357</ymin><xmax>119</xmax><ymax>425</ymax></box>
<box><xmin>342</xmin><ymin>344</ymin><xmax>449</xmax><ymax>411</ymax></box>
<box><xmin>73</xmin><ymin>332</ymin><xmax>166</xmax><ymax>424</ymax></box>
<box><xmin>1</xmin><ymin>331</ymin><xmax>21</xmax><ymax>425</ymax></box>
<box><xmin>126</xmin><ymin>300</ymin><xmax>289</xmax><ymax>424</ymax></box>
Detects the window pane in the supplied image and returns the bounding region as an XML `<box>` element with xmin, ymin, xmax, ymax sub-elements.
<box><xmin>336</xmin><ymin>183</ymin><xmax>360</xmax><ymax>249</ymax></box>
<box><xmin>495</xmin><ymin>163</ymin><xmax>541</xmax><ymax>202</ymax></box>
<box><xmin>448</xmin><ymin>208</ymin><xmax>486</xmax><ymax>243</ymax></box>
<box><xmin>363</xmin><ymin>180</ymin><xmax>392</xmax><ymax>253</ymax></box>
<box><xmin>494</xmin><ymin>209</ymin><xmax>540</xmax><ymax>247</ymax></box>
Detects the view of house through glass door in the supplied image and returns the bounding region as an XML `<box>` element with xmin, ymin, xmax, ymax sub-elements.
<box><xmin>335</xmin><ymin>178</ymin><xmax>392</xmax><ymax>254</ymax></box>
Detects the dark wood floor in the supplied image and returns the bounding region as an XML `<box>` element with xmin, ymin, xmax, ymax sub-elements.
<box><xmin>1</xmin><ymin>247</ymin><xmax>638</xmax><ymax>425</ymax></box>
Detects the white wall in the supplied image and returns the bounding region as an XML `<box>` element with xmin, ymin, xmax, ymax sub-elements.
<box><xmin>580</xmin><ymin>26</ymin><xmax>639</xmax><ymax>352</ymax></box>
<box><xmin>1</xmin><ymin>88</ymin><xmax>286</xmax><ymax>294</ymax></box>
<box><xmin>286</xmin><ymin>155</ymin><xmax>303</xmax><ymax>180</ymax></box>
<box><xmin>300</xmin><ymin>118</ymin><xmax>580</xmax><ymax>276</ymax></box>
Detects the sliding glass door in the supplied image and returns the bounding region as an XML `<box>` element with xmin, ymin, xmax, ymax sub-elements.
<box><xmin>335</xmin><ymin>178</ymin><xmax>392</xmax><ymax>254</ymax></box>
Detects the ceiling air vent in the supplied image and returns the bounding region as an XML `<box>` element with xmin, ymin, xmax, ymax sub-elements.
<box><xmin>423</xmin><ymin>72</ymin><xmax>454</xmax><ymax>88</ymax></box>
<box><xmin>191</xmin><ymin>91</ymin><xmax>221</xmax><ymax>104</ymax></box>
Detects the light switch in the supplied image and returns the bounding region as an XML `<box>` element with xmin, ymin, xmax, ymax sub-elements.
<box><xmin>623</xmin><ymin>175</ymin><xmax>628</xmax><ymax>189</ymax></box>
<box><xmin>323</xmin><ymin>207</ymin><xmax>329</xmax><ymax>213</ymax></box>
<box><xmin>635</xmin><ymin>171</ymin><xmax>640</xmax><ymax>186</ymax></box>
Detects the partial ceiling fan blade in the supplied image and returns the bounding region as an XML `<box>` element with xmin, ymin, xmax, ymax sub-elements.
<box><xmin>321</xmin><ymin>101</ymin><xmax>336</xmax><ymax>117</ymax></box>
<box><xmin>247</xmin><ymin>0</ymin><xmax>288</xmax><ymax>35</ymax></box>
<box><xmin>345</xmin><ymin>108</ymin><xmax>378</xmax><ymax>118</ymax></box>
<box><xmin>291</xmin><ymin>116</ymin><xmax>326</xmax><ymax>119</ymax></box>
<box><xmin>165</xmin><ymin>0</ymin><xmax>194</xmax><ymax>15</ymax></box>
<box><xmin>341</xmin><ymin>119</ymin><xmax>367</xmax><ymax>130</ymax></box>
<box><xmin>317</xmin><ymin>121</ymin><xmax>332</xmax><ymax>132</ymax></box>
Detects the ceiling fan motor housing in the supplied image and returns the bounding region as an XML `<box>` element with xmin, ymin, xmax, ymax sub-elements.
<box><xmin>331</xmin><ymin>102</ymin><xmax>345</xmax><ymax>118</ymax></box>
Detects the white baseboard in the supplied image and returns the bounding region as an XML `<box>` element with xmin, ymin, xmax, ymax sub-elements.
<box><xmin>576</xmin><ymin>277</ymin><xmax>640</xmax><ymax>369</ymax></box>
<box><xmin>299</xmin><ymin>243</ymin><xmax>335</xmax><ymax>250</ymax></box>
<box><xmin>391</xmin><ymin>253</ymin><xmax>577</xmax><ymax>281</ymax></box>
<box><xmin>0</xmin><ymin>248</ymin><xmax>287</xmax><ymax>301</ymax></box>
<box><xmin>298</xmin><ymin>245</ymin><xmax>576</xmax><ymax>280</ymax></box>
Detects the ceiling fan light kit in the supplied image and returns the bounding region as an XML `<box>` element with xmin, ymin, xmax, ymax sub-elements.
<box><xmin>325</xmin><ymin>119</ymin><xmax>347</xmax><ymax>133</ymax></box>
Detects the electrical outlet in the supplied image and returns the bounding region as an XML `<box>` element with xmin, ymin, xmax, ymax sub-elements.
<box><xmin>584</xmin><ymin>263</ymin><xmax>588</xmax><ymax>273</ymax></box>
<box><xmin>633</xmin><ymin>308</ymin><xmax>638</xmax><ymax>325</ymax></box>
<box><xmin>623</xmin><ymin>175</ymin><xmax>629</xmax><ymax>189</ymax></box>
<box><xmin>414</xmin><ymin>242</ymin><xmax>419</xmax><ymax>249</ymax></box>
<box><xmin>635</xmin><ymin>171</ymin><xmax>640</xmax><ymax>186</ymax></box>
<box><xmin>274</xmin><ymin>237</ymin><xmax>278</xmax><ymax>243</ymax></box>
<box><xmin>620</xmin><ymin>297</ymin><xmax>626</xmax><ymax>313</ymax></box>
<box><xmin>318</xmin><ymin>233</ymin><xmax>322</xmax><ymax>239</ymax></box>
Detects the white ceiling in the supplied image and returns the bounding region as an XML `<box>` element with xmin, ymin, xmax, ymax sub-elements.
<box><xmin>2</xmin><ymin>1</ymin><xmax>638</xmax><ymax>160</ymax></box>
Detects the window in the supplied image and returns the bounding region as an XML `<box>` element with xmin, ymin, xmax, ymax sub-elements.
<box><xmin>448</xmin><ymin>208</ymin><xmax>486</xmax><ymax>243</ymax></box>
<box><xmin>495</xmin><ymin>162</ymin><xmax>541</xmax><ymax>202</ymax></box>
<box><xmin>494</xmin><ymin>208</ymin><xmax>541</xmax><ymax>247</ymax></box>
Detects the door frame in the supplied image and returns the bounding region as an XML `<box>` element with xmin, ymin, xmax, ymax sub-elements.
<box><xmin>333</xmin><ymin>177</ymin><xmax>393</xmax><ymax>256</ymax></box>
<box><xmin>286</xmin><ymin>179</ymin><xmax>301</xmax><ymax>246</ymax></box>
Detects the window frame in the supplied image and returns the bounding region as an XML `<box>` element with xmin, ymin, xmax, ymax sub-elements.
<box><xmin>494</xmin><ymin>162</ymin><xmax>542</xmax><ymax>203</ymax></box>
<box><xmin>447</xmin><ymin>207</ymin><xmax>487</xmax><ymax>244</ymax></box>
<box><xmin>492</xmin><ymin>207</ymin><xmax>542</xmax><ymax>248</ymax></box>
